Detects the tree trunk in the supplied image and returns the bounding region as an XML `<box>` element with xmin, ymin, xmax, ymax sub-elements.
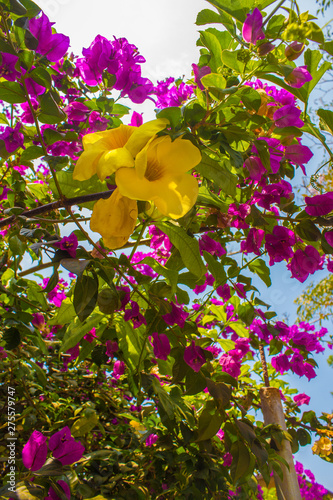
<box><xmin>260</xmin><ymin>387</ymin><xmax>302</xmax><ymax>500</ymax></box>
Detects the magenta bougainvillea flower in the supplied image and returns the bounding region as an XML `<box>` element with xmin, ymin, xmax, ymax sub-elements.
<box><xmin>113</xmin><ymin>359</ymin><xmax>125</xmax><ymax>378</ymax></box>
<box><xmin>129</xmin><ymin>111</ymin><xmax>143</xmax><ymax>127</ymax></box>
<box><xmin>0</xmin><ymin>346</ymin><xmax>7</xmax><ymax>359</ymax></box>
<box><xmin>228</xmin><ymin>203</ymin><xmax>251</xmax><ymax>228</ymax></box>
<box><xmin>293</xmin><ymin>393</ymin><xmax>310</xmax><ymax>406</ymax></box>
<box><xmin>199</xmin><ymin>233</ymin><xmax>226</xmax><ymax>257</ymax></box>
<box><xmin>216</xmin><ymin>283</ymin><xmax>231</xmax><ymax>302</ymax></box>
<box><xmin>65</xmin><ymin>102</ymin><xmax>90</xmax><ymax>124</ymax></box>
<box><xmin>105</xmin><ymin>340</ymin><xmax>119</xmax><ymax>357</ymax></box>
<box><xmin>46</xmin><ymin>480</ymin><xmax>71</xmax><ymax>500</ymax></box>
<box><xmin>0</xmin><ymin>53</ymin><xmax>21</xmax><ymax>81</ymax></box>
<box><xmin>219</xmin><ymin>353</ymin><xmax>242</xmax><ymax>378</ymax></box>
<box><xmin>288</xmin><ymin>246</ymin><xmax>322</xmax><ymax>282</ymax></box>
<box><xmin>242</xmin><ymin>8</ymin><xmax>265</xmax><ymax>44</ymax></box>
<box><xmin>243</xmin><ymin>156</ymin><xmax>266</xmax><ymax>181</ymax></box>
<box><xmin>32</xmin><ymin>313</ymin><xmax>45</xmax><ymax>329</ymax></box>
<box><xmin>184</xmin><ymin>341</ymin><xmax>206</xmax><ymax>372</ymax></box>
<box><xmin>22</xmin><ymin>430</ymin><xmax>48</xmax><ymax>471</ymax></box>
<box><xmin>265</xmin><ymin>225</ymin><xmax>295</xmax><ymax>265</ymax></box>
<box><xmin>192</xmin><ymin>63</ymin><xmax>211</xmax><ymax>90</ymax></box>
<box><xmin>145</xmin><ymin>433</ymin><xmax>158</xmax><ymax>447</ymax></box>
<box><xmin>152</xmin><ymin>332</ymin><xmax>171</xmax><ymax>360</ymax></box>
<box><xmin>29</xmin><ymin>13</ymin><xmax>70</xmax><ymax>62</ymax></box>
<box><xmin>162</xmin><ymin>302</ymin><xmax>189</xmax><ymax>328</ymax></box>
<box><xmin>77</xmin><ymin>35</ymin><xmax>153</xmax><ymax>103</ymax></box>
<box><xmin>87</xmin><ymin>111</ymin><xmax>108</xmax><ymax>133</ymax></box>
<box><xmin>285</xmin><ymin>66</ymin><xmax>312</xmax><ymax>88</ymax></box>
<box><xmin>124</xmin><ymin>301</ymin><xmax>147</xmax><ymax>328</ymax></box>
<box><xmin>284</xmin><ymin>144</ymin><xmax>313</xmax><ymax>175</ymax></box>
<box><xmin>48</xmin><ymin>426</ymin><xmax>84</xmax><ymax>465</ymax></box>
<box><xmin>53</xmin><ymin>233</ymin><xmax>78</xmax><ymax>259</ymax></box>
<box><xmin>271</xmin><ymin>353</ymin><xmax>291</xmax><ymax>375</ymax></box>
<box><xmin>0</xmin><ymin>124</ymin><xmax>24</xmax><ymax>154</ymax></box>
<box><xmin>305</xmin><ymin>191</ymin><xmax>333</xmax><ymax>216</ymax></box>
<box><xmin>273</xmin><ymin>104</ymin><xmax>304</xmax><ymax>128</ymax></box>
<box><xmin>153</xmin><ymin>78</ymin><xmax>193</xmax><ymax>108</ymax></box>
<box><xmin>241</xmin><ymin>228</ymin><xmax>265</xmax><ymax>255</ymax></box>
<box><xmin>252</xmin><ymin>180</ymin><xmax>293</xmax><ymax>210</ymax></box>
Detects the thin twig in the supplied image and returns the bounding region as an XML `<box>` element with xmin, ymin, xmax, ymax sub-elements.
<box><xmin>0</xmin><ymin>190</ymin><xmax>113</xmax><ymax>228</ymax></box>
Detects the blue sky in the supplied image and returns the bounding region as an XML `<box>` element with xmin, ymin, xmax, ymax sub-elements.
<box><xmin>35</xmin><ymin>0</ymin><xmax>333</xmax><ymax>489</ymax></box>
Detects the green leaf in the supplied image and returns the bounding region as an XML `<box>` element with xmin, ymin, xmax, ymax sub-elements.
<box><xmin>206</xmin><ymin>379</ymin><xmax>231</xmax><ymax>407</ymax></box>
<box><xmin>199</xmin><ymin>30</ymin><xmax>223</xmax><ymax>72</ymax></box>
<box><xmin>73</xmin><ymin>275</ymin><xmax>98</xmax><ymax>322</ymax></box>
<box><xmin>9</xmin><ymin>0</ymin><xmax>27</xmax><ymax>15</ymax></box>
<box><xmin>71</xmin><ymin>412</ymin><xmax>99</xmax><ymax>437</ymax></box>
<box><xmin>29</xmin><ymin>67</ymin><xmax>52</xmax><ymax>91</ymax></box>
<box><xmin>42</xmin><ymin>267</ymin><xmax>59</xmax><ymax>293</ymax></box>
<box><xmin>230</xmin><ymin>441</ymin><xmax>252</xmax><ymax>482</ymax></box>
<box><xmin>238</xmin><ymin>86</ymin><xmax>261</xmax><ymax>112</ymax></box>
<box><xmin>207</xmin><ymin>0</ymin><xmax>253</xmax><ymax>22</ymax></box>
<box><xmin>221</xmin><ymin>49</ymin><xmax>245</xmax><ymax>73</ymax></box>
<box><xmin>38</xmin><ymin>92</ymin><xmax>66</xmax><ymax>124</ymax></box>
<box><xmin>295</xmin><ymin>220</ymin><xmax>321</xmax><ymax>242</ymax></box>
<box><xmin>0</xmin><ymin>81</ymin><xmax>26</xmax><ymax>103</ymax></box>
<box><xmin>33</xmin><ymin>458</ymin><xmax>64</xmax><ymax>476</ymax></box>
<box><xmin>20</xmin><ymin>146</ymin><xmax>44</xmax><ymax>162</ymax></box>
<box><xmin>248</xmin><ymin>258</ymin><xmax>271</xmax><ymax>287</ymax></box>
<box><xmin>3</xmin><ymin>327</ymin><xmax>21</xmax><ymax>349</ymax></box>
<box><xmin>60</xmin><ymin>313</ymin><xmax>104</xmax><ymax>353</ymax></box>
<box><xmin>116</xmin><ymin>317</ymin><xmax>147</xmax><ymax>372</ymax></box>
<box><xmin>25</xmin><ymin>359</ymin><xmax>47</xmax><ymax>386</ymax></box>
<box><xmin>156</xmin><ymin>107</ymin><xmax>180</xmax><ymax>129</ymax></box>
<box><xmin>48</xmin><ymin>171</ymin><xmax>106</xmax><ymax>209</ymax></box>
<box><xmin>196</xmin><ymin>8</ymin><xmax>223</xmax><ymax>25</ymax></box>
<box><xmin>203</xmin><ymin>251</ymin><xmax>227</xmax><ymax>284</ymax></box>
<box><xmin>317</xmin><ymin>108</ymin><xmax>333</xmax><ymax>136</ymax></box>
<box><xmin>201</xmin><ymin>73</ymin><xmax>226</xmax><ymax>90</ymax></box>
<box><xmin>197</xmin><ymin>408</ymin><xmax>224</xmax><ymax>441</ymax></box>
<box><xmin>156</xmin><ymin>222</ymin><xmax>206</xmax><ymax>278</ymax></box>
<box><xmin>302</xmin><ymin>49</ymin><xmax>331</xmax><ymax>100</ymax></box>
<box><xmin>196</xmin><ymin>155</ymin><xmax>237</xmax><ymax>196</ymax></box>
<box><xmin>9</xmin><ymin>235</ymin><xmax>25</xmax><ymax>255</ymax></box>
<box><xmin>229</xmin><ymin>321</ymin><xmax>249</xmax><ymax>338</ymax></box>
<box><xmin>306</xmin><ymin>22</ymin><xmax>324</xmax><ymax>43</ymax></box>
<box><xmin>321</xmin><ymin>40</ymin><xmax>333</xmax><ymax>56</ymax></box>
<box><xmin>19</xmin><ymin>0</ymin><xmax>40</xmax><ymax>17</ymax></box>
<box><xmin>197</xmin><ymin>185</ymin><xmax>228</xmax><ymax>210</ymax></box>
<box><xmin>185</xmin><ymin>369</ymin><xmax>207</xmax><ymax>395</ymax></box>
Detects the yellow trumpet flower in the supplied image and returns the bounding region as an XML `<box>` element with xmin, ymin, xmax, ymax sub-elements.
<box><xmin>116</xmin><ymin>135</ymin><xmax>201</xmax><ymax>219</ymax></box>
<box><xmin>73</xmin><ymin>119</ymin><xmax>169</xmax><ymax>181</ymax></box>
<box><xmin>90</xmin><ymin>188</ymin><xmax>138</xmax><ymax>249</ymax></box>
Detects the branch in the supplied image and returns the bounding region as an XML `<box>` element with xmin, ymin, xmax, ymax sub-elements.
<box><xmin>0</xmin><ymin>190</ymin><xmax>114</xmax><ymax>229</ymax></box>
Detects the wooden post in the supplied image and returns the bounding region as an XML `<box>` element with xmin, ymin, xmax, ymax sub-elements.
<box><xmin>260</xmin><ymin>387</ymin><xmax>302</xmax><ymax>500</ymax></box>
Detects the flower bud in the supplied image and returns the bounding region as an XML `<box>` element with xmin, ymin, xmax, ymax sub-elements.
<box><xmin>285</xmin><ymin>41</ymin><xmax>304</xmax><ymax>61</ymax></box>
<box><xmin>257</xmin><ymin>41</ymin><xmax>275</xmax><ymax>56</ymax></box>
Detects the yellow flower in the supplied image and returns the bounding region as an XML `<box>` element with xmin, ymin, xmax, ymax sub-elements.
<box><xmin>115</xmin><ymin>135</ymin><xmax>201</xmax><ymax>219</ymax></box>
<box><xmin>73</xmin><ymin>119</ymin><xmax>169</xmax><ymax>181</ymax></box>
<box><xmin>312</xmin><ymin>436</ymin><xmax>332</xmax><ymax>456</ymax></box>
<box><xmin>90</xmin><ymin>188</ymin><xmax>138</xmax><ymax>249</ymax></box>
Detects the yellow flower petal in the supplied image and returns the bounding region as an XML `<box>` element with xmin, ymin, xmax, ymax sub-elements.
<box><xmin>90</xmin><ymin>189</ymin><xmax>138</xmax><ymax>249</ymax></box>
<box><xmin>97</xmin><ymin>147</ymin><xmax>135</xmax><ymax>181</ymax></box>
<box><xmin>73</xmin><ymin>125</ymin><xmax>135</xmax><ymax>181</ymax></box>
<box><xmin>73</xmin><ymin>147</ymin><xmax>105</xmax><ymax>181</ymax></box>
<box><xmin>115</xmin><ymin>134</ymin><xmax>200</xmax><ymax>218</ymax></box>
<box><xmin>116</xmin><ymin>168</ymin><xmax>198</xmax><ymax>219</ymax></box>
<box><xmin>155</xmin><ymin>136</ymin><xmax>202</xmax><ymax>176</ymax></box>
<box><xmin>153</xmin><ymin>174</ymin><xmax>199</xmax><ymax>218</ymax></box>
<box><xmin>125</xmin><ymin>118</ymin><xmax>169</xmax><ymax>157</ymax></box>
